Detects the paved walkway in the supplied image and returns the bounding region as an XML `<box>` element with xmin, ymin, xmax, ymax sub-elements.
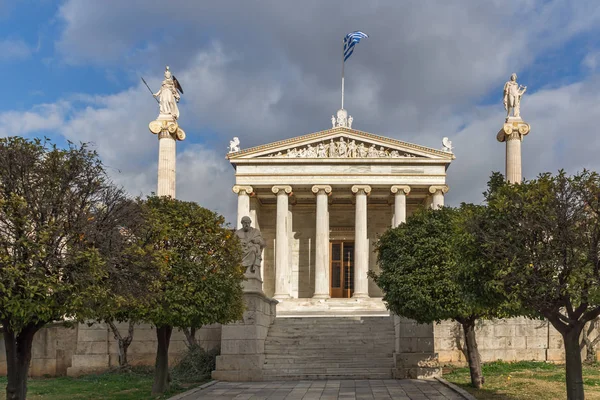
<box><xmin>175</xmin><ymin>380</ymin><xmax>469</xmax><ymax>400</ymax></box>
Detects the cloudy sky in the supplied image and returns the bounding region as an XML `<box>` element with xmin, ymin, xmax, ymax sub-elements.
<box><xmin>1</xmin><ymin>1</ymin><xmax>600</xmax><ymax>223</ymax></box>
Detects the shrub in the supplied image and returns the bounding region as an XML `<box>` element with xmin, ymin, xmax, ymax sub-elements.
<box><xmin>171</xmin><ymin>345</ymin><xmax>219</xmax><ymax>382</ymax></box>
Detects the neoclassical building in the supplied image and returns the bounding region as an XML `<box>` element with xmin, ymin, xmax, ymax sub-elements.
<box><xmin>227</xmin><ymin>121</ymin><xmax>453</xmax><ymax>303</ymax></box>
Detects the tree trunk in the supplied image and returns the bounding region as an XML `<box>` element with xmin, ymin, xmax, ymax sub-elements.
<box><xmin>183</xmin><ymin>327</ymin><xmax>197</xmax><ymax>348</ymax></box>
<box><xmin>461</xmin><ymin>319</ymin><xmax>484</xmax><ymax>389</ymax></box>
<box><xmin>152</xmin><ymin>325</ymin><xmax>173</xmax><ymax>396</ymax></box>
<box><xmin>3</xmin><ymin>322</ymin><xmax>41</xmax><ymax>400</ymax></box>
<box><xmin>581</xmin><ymin>320</ymin><xmax>600</xmax><ymax>364</ymax></box>
<box><xmin>108</xmin><ymin>320</ymin><xmax>135</xmax><ymax>367</ymax></box>
<box><xmin>563</xmin><ymin>327</ymin><xmax>585</xmax><ymax>400</ymax></box>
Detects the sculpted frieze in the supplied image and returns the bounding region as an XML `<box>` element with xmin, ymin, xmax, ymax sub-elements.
<box><xmin>262</xmin><ymin>137</ymin><xmax>417</xmax><ymax>159</ymax></box>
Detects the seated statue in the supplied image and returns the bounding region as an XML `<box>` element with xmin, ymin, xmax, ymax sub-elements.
<box><xmin>235</xmin><ymin>216</ymin><xmax>266</xmax><ymax>275</ymax></box>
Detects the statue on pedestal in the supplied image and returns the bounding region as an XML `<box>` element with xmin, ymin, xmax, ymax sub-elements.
<box><xmin>503</xmin><ymin>73</ymin><xmax>527</xmax><ymax>120</ymax></box>
<box><xmin>153</xmin><ymin>66</ymin><xmax>184</xmax><ymax>120</ymax></box>
<box><xmin>235</xmin><ymin>216</ymin><xmax>266</xmax><ymax>276</ymax></box>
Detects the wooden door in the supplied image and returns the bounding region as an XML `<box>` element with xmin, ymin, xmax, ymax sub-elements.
<box><xmin>330</xmin><ymin>241</ymin><xmax>354</xmax><ymax>298</ymax></box>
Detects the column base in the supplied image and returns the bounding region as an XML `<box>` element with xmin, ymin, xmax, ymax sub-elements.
<box><xmin>352</xmin><ymin>292</ymin><xmax>370</xmax><ymax>299</ymax></box>
<box><xmin>273</xmin><ymin>293</ymin><xmax>291</xmax><ymax>301</ymax></box>
<box><xmin>312</xmin><ymin>294</ymin><xmax>330</xmax><ymax>300</ymax></box>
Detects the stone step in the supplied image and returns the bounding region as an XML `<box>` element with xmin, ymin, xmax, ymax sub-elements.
<box><xmin>262</xmin><ymin>372</ymin><xmax>393</xmax><ymax>380</ymax></box>
<box><xmin>265</xmin><ymin>335</ymin><xmax>394</xmax><ymax>341</ymax></box>
<box><xmin>263</xmin><ymin>363</ymin><xmax>395</xmax><ymax>369</ymax></box>
<box><xmin>262</xmin><ymin>367</ymin><xmax>393</xmax><ymax>374</ymax></box>
<box><xmin>263</xmin><ymin>316</ymin><xmax>395</xmax><ymax>380</ymax></box>
<box><xmin>264</xmin><ymin>354</ymin><xmax>394</xmax><ymax>361</ymax></box>
<box><xmin>271</xmin><ymin>319</ymin><xmax>391</xmax><ymax>325</ymax></box>
<box><xmin>264</xmin><ymin>348</ymin><xmax>393</xmax><ymax>355</ymax></box>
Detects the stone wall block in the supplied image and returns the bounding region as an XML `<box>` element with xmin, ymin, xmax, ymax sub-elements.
<box><xmin>526</xmin><ymin>335</ymin><xmax>548</xmax><ymax>349</ymax></box>
<box><xmin>493</xmin><ymin>324</ymin><xmax>515</xmax><ymax>337</ymax></box>
<box><xmin>77</xmin><ymin>329</ymin><xmax>109</xmax><ymax>342</ymax></box>
<box><xmin>505</xmin><ymin>336</ymin><xmax>526</xmax><ymax>349</ymax></box>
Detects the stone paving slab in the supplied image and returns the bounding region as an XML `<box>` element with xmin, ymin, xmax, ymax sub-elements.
<box><xmin>174</xmin><ymin>380</ymin><xmax>468</xmax><ymax>400</ymax></box>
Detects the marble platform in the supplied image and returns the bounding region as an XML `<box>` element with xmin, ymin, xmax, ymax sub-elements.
<box><xmin>274</xmin><ymin>297</ymin><xmax>390</xmax><ymax>317</ymax></box>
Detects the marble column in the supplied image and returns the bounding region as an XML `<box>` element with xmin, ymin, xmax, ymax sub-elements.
<box><xmin>351</xmin><ymin>185</ymin><xmax>371</xmax><ymax>298</ymax></box>
<box><xmin>497</xmin><ymin>120</ymin><xmax>530</xmax><ymax>184</ymax></box>
<box><xmin>312</xmin><ymin>185</ymin><xmax>332</xmax><ymax>299</ymax></box>
<box><xmin>232</xmin><ymin>185</ymin><xmax>254</xmax><ymax>230</ymax></box>
<box><xmin>272</xmin><ymin>185</ymin><xmax>292</xmax><ymax>300</ymax></box>
<box><xmin>428</xmin><ymin>185</ymin><xmax>449</xmax><ymax>209</ymax></box>
<box><xmin>157</xmin><ymin>130</ymin><xmax>177</xmax><ymax>197</ymax></box>
<box><xmin>391</xmin><ymin>185</ymin><xmax>411</xmax><ymax>228</ymax></box>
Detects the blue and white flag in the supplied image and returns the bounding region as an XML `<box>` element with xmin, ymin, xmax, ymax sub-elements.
<box><xmin>343</xmin><ymin>31</ymin><xmax>368</xmax><ymax>62</ymax></box>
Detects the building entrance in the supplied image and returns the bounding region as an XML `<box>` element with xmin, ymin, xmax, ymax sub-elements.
<box><xmin>330</xmin><ymin>241</ymin><xmax>354</xmax><ymax>298</ymax></box>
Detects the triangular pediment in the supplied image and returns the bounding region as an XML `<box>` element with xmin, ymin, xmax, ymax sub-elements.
<box><xmin>227</xmin><ymin>127</ymin><xmax>453</xmax><ymax>161</ymax></box>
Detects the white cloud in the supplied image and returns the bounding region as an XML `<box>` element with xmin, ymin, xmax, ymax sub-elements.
<box><xmin>0</xmin><ymin>38</ymin><xmax>33</xmax><ymax>61</ymax></box>
<box><xmin>1</xmin><ymin>0</ymin><xmax>598</xmax><ymax>223</ymax></box>
<box><xmin>583</xmin><ymin>51</ymin><xmax>600</xmax><ymax>71</ymax></box>
<box><xmin>0</xmin><ymin>102</ymin><xmax>68</xmax><ymax>137</ymax></box>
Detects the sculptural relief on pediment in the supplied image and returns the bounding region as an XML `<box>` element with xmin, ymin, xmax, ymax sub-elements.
<box><xmin>261</xmin><ymin>137</ymin><xmax>418</xmax><ymax>159</ymax></box>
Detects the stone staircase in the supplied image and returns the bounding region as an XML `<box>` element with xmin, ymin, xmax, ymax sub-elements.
<box><xmin>263</xmin><ymin>316</ymin><xmax>395</xmax><ymax>380</ymax></box>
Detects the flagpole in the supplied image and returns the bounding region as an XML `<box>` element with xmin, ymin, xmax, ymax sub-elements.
<box><xmin>341</xmin><ymin>37</ymin><xmax>345</xmax><ymax>110</ymax></box>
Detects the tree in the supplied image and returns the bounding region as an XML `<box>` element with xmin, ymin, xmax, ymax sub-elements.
<box><xmin>0</xmin><ymin>137</ymin><xmax>130</xmax><ymax>400</ymax></box>
<box><xmin>371</xmin><ymin>206</ymin><xmax>516</xmax><ymax>388</ymax></box>
<box><xmin>92</xmin><ymin>198</ymin><xmax>161</xmax><ymax>368</ymax></box>
<box><xmin>471</xmin><ymin>171</ymin><xmax>600</xmax><ymax>400</ymax></box>
<box><xmin>140</xmin><ymin>196</ymin><xmax>245</xmax><ymax>395</ymax></box>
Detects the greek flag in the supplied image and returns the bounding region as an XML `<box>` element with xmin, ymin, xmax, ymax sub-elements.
<box><xmin>343</xmin><ymin>31</ymin><xmax>368</xmax><ymax>62</ymax></box>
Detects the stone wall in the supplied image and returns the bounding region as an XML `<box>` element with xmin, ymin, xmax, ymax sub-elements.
<box><xmin>433</xmin><ymin>317</ymin><xmax>598</xmax><ymax>365</ymax></box>
<box><xmin>0</xmin><ymin>322</ymin><xmax>221</xmax><ymax>377</ymax></box>
<box><xmin>0</xmin><ymin>322</ymin><xmax>78</xmax><ymax>376</ymax></box>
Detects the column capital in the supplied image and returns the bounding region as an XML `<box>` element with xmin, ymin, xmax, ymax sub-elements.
<box><xmin>272</xmin><ymin>185</ymin><xmax>293</xmax><ymax>195</ymax></box>
<box><xmin>351</xmin><ymin>185</ymin><xmax>372</xmax><ymax>195</ymax></box>
<box><xmin>428</xmin><ymin>185</ymin><xmax>449</xmax><ymax>195</ymax></box>
<box><xmin>232</xmin><ymin>185</ymin><xmax>254</xmax><ymax>195</ymax></box>
<box><xmin>311</xmin><ymin>185</ymin><xmax>332</xmax><ymax>195</ymax></box>
<box><xmin>391</xmin><ymin>185</ymin><xmax>411</xmax><ymax>195</ymax></box>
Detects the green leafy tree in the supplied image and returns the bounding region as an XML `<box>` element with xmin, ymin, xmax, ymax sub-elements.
<box><xmin>471</xmin><ymin>171</ymin><xmax>600</xmax><ymax>400</ymax></box>
<box><xmin>92</xmin><ymin>198</ymin><xmax>162</xmax><ymax>368</ymax></box>
<box><xmin>371</xmin><ymin>206</ymin><xmax>516</xmax><ymax>388</ymax></box>
<box><xmin>0</xmin><ymin>137</ymin><xmax>130</xmax><ymax>400</ymax></box>
<box><xmin>140</xmin><ymin>196</ymin><xmax>245</xmax><ymax>395</ymax></box>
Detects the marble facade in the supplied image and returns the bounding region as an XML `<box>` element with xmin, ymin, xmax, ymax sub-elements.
<box><xmin>227</xmin><ymin>127</ymin><xmax>453</xmax><ymax>301</ymax></box>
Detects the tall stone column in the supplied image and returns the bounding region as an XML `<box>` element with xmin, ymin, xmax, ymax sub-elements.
<box><xmin>497</xmin><ymin>121</ymin><xmax>530</xmax><ymax>184</ymax></box>
<box><xmin>149</xmin><ymin>120</ymin><xmax>185</xmax><ymax>198</ymax></box>
<box><xmin>232</xmin><ymin>185</ymin><xmax>254</xmax><ymax>230</ymax></box>
<box><xmin>391</xmin><ymin>185</ymin><xmax>410</xmax><ymax>227</ymax></box>
<box><xmin>272</xmin><ymin>185</ymin><xmax>292</xmax><ymax>300</ymax></box>
<box><xmin>428</xmin><ymin>185</ymin><xmax>448</xmax><ymax>209</ymax></box>
<box><xmin>312</xmin><ymin>185</ymin><xmax>332</xmax><ymax>299</ymax></box>
<box><xmin>352</xmin><ymin>185</ymin><xmax>371</xmax><ymax>298</ymax></box>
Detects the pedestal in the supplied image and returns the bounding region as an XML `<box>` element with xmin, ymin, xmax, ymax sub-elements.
<box><xmin>212</xmin><ymin>292</ymin><xmax>277</xmax><ymax>381</ymax></box>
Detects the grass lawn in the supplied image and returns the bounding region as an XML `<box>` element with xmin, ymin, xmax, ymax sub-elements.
<box><xmin>0</xmin><ymin>367</ymin><xmax>208</xmax><ymax>400</ymax></box>
<box><xmin>444</xmin><ymin>361</ymin><xmax>600</xmax><ymax>400</ymax></box>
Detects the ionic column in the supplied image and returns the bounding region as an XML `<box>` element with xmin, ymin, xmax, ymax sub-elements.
<box><xmin>498</xmin><ymin>121</ymin><xmax>530</xmax><ymax>184</ymax></box>
<box><xmin>312</xmin><ymin>185</ymin><xmax>332</xmax><ymax>299</ymax></box>
<box><xmin>428</xmin><ymin>185</ymin><xmax>449</xmax><ymax>209</ymax></box>
<box><xmin>391</xmin><ymin>185</ymin><xmax>411</xmax><ymax>227</ymax></box>
<box><xmin>232</xmin><ymin>185</ymin><xmax>253</xmax><ymax>230</ymax></box>
<box><xmin>352</xmin><ymin>185</ymin><xmax>371</xmax><ymax>298</ymax></box>
<box><xmin>157</xmin><ymin>130</ymin><xmax>177</xmax><ymax>198</ymax></box>
<box><xmin>272</xmin><ymin>185</ymin><xmax>293</xmax><ymax>300</ymax></box>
